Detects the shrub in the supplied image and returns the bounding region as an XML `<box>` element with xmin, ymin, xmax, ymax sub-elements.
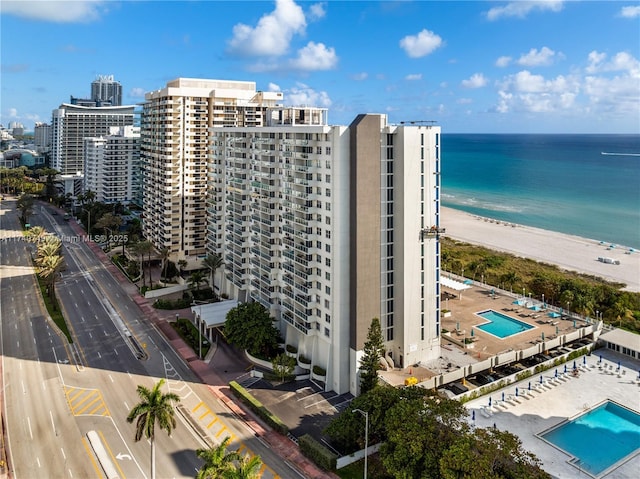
<box><xmin>312</xmin><ymin>365</ymin><xmax>326</xmax><ymax>376</ymax></box>
<box><xmin>286</xmin><ymin>344</ymin><xmax>298</xmax><ymax>354</ymax></box>
<box><xmin>229</xmin><ymin>381</ymin><xmax>288</xmax><ymax>435</ymax></box>
<box><xmin>298</xmin><ymin>434</ymin><xmax>337</xmax><ymax>471</ymax></box>
<box><xmin>298</xmin><ymin>355</ymin><xmax>311</xmax><ymax>364</ymax></box>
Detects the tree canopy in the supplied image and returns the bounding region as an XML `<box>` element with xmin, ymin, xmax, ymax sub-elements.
<box><xmin>359</xmin><ymin>317</ymin><xmax>385</xmax><ymax>394</ymax></box>
<box><xmin>224</xmin><ymin>302</ymin><xmax>280</xmax><ymax>358</ymax></box>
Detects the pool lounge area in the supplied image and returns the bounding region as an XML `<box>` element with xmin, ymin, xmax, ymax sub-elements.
<box><xmin>464</xmin><ymin>349</ymin><xmax>640</xmax><ymax>478</ymax></box>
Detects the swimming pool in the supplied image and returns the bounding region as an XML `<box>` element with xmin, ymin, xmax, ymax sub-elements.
<box><xmin>475</xmin><ymin>309</ymin><xmax>534</xmax><ymax>338</ymax></box>
<box><xmin>540</xmin><ymin>401</ymin><xmax>640</xmax><ymax>477</ymax></box>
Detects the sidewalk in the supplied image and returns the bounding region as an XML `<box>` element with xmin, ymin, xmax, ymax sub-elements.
<box><xmin>67</xmin><ymin>217</ymin><xmax>336</xmax><ymax>479</ymax></box>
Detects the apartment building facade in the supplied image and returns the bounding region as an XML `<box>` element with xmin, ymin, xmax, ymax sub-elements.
<box><xmin>84</xmin><ymin>126</ymin><xmax>141</xmax><ymax>205</ymax></box>
<box><xmin>140</xmin><ymin>78</ymin><xmax>283</xmax><ymax>267</ymax></box>
<box><xmin>208</xmin><ymin>108</ymin><xmax>442</xmax><ymax>395</ymax></box>
<box><xmin>51</xmin><ymin>103</ymin><xmax>135</xmax><ymax>175</ymax></box>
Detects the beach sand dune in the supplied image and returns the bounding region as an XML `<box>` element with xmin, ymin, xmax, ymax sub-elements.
<box><xmin>441</xmin><ymin>207</ymin><xmax>640</xmax><ymax>293</ymax></box>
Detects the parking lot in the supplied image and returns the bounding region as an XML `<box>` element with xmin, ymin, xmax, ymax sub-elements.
<box><xmin>236</xmin><ymin>376</ymin><xmax>353</xmax><ymax>447</ymax></box>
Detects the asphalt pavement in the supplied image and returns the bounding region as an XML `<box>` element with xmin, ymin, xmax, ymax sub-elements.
<box><xmin>63</xmin><ymin>210</ymin><xmax>337</xmax><ymax>479</ymax></box>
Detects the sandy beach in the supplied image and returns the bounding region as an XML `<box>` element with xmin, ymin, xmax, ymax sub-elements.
<box><xmin>441</xmin><ymin>206</ymin><xmax>640</xmax><ymax>293</ymax></box>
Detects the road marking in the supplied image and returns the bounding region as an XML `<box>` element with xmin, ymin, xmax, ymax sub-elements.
<box><xmin>68</xmin><ymin>468</ymin><xmax>73</xmax><ymax>478</ymax></box>
<box><xmin>60</xmin><ymin>447</ymin><xmax>66</xmax><ymax>460</ymax></box>
<box><xmin>21</xmin><ymin>380</ymin><xmax>25</xmax><ymax>394</ymax></box>
<box><xmin>206</xmin><ymin>417</ymin><xmax>218</xmax><ymax>428</ymax></box>
<box><xmin>36</xmin><ymin>457</ymin><xmax>40</xmax><ymax>468</ymax></box>
<box><xmin>192</xmin><ymin>401</ymin><xmax>204</xmax><ymax>413</ymax></box>
<box><xmin>109</xmin><ymin>374</ymin><xmax>114</xmax><ymax>383</ymax></box>
<box><xmin>199</xmin><ymin>410</ymin><xmax>211</xmax><ymax>420</ymax></box>
<box><xmin>114</xmin><ymin>348</ymin><xmax>118</xmax><ymax>355</ymax></box>
<box><xmin>215</xmin><ymin>427</ymin><xmax>227</xmax><ymax>438</ymax></box>
<box><xmin>27</xmin><ymin>416</ymin><xmax>33</xmax><ymax>439</ymax></box>
<box><xmin>50</xmin><ymin>410</ymin><xmax>56</xmax><ymax>434</ymax></box>
<box><xmin>97</xmin><ymin>351</ymin><xmax>101</xmax><ymax>359</ymax></box>
<box><xmin>81</xmin><ymin>317</ymin><xmax>85</xmax><ymax>323</ymax></box>
<box><xmin>88</xmin><ymin>332</ymin><xmax>93</xmax><ymax>339</ymax></box>
<box><xmin>98</xmin><ymin>430</ymin><xmax>127</xmax><ymax>479</ymax></box>
<box><xmin>104</xmin><ymin>330</ymin><xmax>108</xmax><ymax>336</ymax></box>
<box><xmin>124</xmin><ymin>401</ymin><xmax>129</xmax><ymax>411</ymax></box>
<box><xmin>82</xmin><ymin>437</ymin><xmax>103</xmax><ymax>478</ymax></box>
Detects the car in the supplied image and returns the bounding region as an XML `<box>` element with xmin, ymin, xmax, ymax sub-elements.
<box><xmin>475</xmin><ymin>373</ymin><xmax>496</xmax><ymax>385</ymax></box>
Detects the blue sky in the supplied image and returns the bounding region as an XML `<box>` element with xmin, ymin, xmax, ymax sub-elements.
<box><xmin>1</xmin><ymin>0</ymin><xmax>639</xmax><ymax>133</ymax></box>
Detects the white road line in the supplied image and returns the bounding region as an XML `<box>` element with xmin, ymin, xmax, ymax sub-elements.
<box><xmin>97</xmin><ymin>351</ymin><xmax>102</xmax><ymax>359</ymax></box>
<box><xmin>37</xmin><ymin>457</ymin><xmax>41</xmax><ymax>468</ymax></box>
<box><xmin>69</xmin><ymin>468</ymin><xmax>73</xmax><ymax>478</ymax></box>
<box><xmin>60</xmin><ymin>447</ymin><xmax>66</xmax><ymax>460</ymax></box>
<box><xmin>50</xmin><ymin>410</ymin><xmax>56</xmax><ymax>434</ymax></box>
<box><xmin>104</xmin><ymin>330</ymin><xmax>108</xmax><ymax>336</ymax></box>
<box><xmin>124</xmin><ymin>401</ymin><xmax>129</xmax><ymax>410</ymax></box>
<box><xmin>27</xmin><ymin>416</ymin><xmax>33</xmax><ymax>439</ymax></box>
<box><xmin>21</xmin><ymin>380</ymin><xmax>25</xmax><ymax>394</ymax></box>
<box><xmin>16</xmin><ymin>340</ymin><xmax>19</xmax><ymax>349</ymax></box>
<box><xmin>109</xmin><ymin>374</ymin><xmax>114</xmax><ymax>383</ymax></box>
<box><xmin>114</xmin><ymin>349</ymin><xmax>118</xmax><ymax>356</ymax></box>
<box><xmin>88</xmin><ymin>332</ymin><xmax>93</xmax><ymax>339</ymax></box>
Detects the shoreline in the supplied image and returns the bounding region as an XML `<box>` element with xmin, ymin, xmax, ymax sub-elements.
<box><xmin>440</xmin><ymin>206</ymin><xmax>640</xmax><ymax>293</ymax></box>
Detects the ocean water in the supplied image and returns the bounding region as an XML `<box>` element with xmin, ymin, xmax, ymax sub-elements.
<box><xmin>441</xmin><ymin>134</ymin><xmax>640</xmax><ymax>249</ymax></box>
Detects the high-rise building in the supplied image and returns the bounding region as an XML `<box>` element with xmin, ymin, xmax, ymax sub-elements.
<box><xmin>91</xmin><ymin>75</ymin><xmax>123</xmax><ymax>106</ymax></box>
<box><xmin>141</xmin><ymin>78</ymin><xmax>283</xmax><ymax>267</ymax></box>
<box><xmin>51</xmin><ymin>103</ymin><xmax>135</xmax><ymax>175</ymax></box>
<box><xmin>34</xmin><ymin>122</ymin><xmax>51</xmax><ymax>154</ymax></box>
<box><xmin>84</xmin><ymin>126</ymin><xmax>141</xmax><ymax>205</ymax></box>
<box><xmin>208</xmin><ymin>108</ymin><xmax>442</xmax><ymax>395</ymax></box>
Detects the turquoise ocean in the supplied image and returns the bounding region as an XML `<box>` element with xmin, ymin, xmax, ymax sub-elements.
<box><xmin>441</xmin><ymin>134</ymin><xmax>640</xmax><ymax>250</ymax></box>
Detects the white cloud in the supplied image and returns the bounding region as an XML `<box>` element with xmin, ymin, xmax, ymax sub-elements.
<box><xmin>486</xmin><ymin>1</ymin><xmax>564</xmax><ymax>21</ymax></box>
<box><xmin>8</xmin><ymin>108</ymin><xmax>18</xmax><ymax>118</ymax></box>
<box><xmin>619</xmin><ymin>6</ymin><xmax>640</xmax><ymax>18</ymax></box>
<box><xmin>405</xmin><ymin>74</ymin><xmax>422</xmax><ymax>81</ymax></box>
<box><xmin>517</xmin><ymin>47</ymin><xmax>560</xmax><ymax>67</ymax></box>
<box><xmin>399</xmin><ymin>29</ymin><xmax>443</xmax><ymax>58</ymax></box>
<box><xmin>495</xmin><ymin>70</ymin><xmax>580</xmax><ymax>112</ymax></box>
<box><xmin>0</xmin><ymin>0</ymin><xmax>109</xmax><ymax>23</ymax></box>
<box><xmin>461</xmin><ymin>73</ymin><xmax>488</xmax><ymax>88</ymax></box>
<box><xmin>227</xmin><ymin>0</ymin><xmax>306</xmax><ymax>56</ymax></box>
<box><xmin>285</xmin><ymin>83</ymin><xmax>332</xmax><ymax>108</ymax></box>
<box><xmin>457</xmin><ymin>98</ymin><xmax>473</xmax><ymax>105</ymax></box>
<box><xmin>308</xmin><ymin>2</ymin><xmax>326</xmax><ymax>21</ymax></box>
<box><xmin>586</xmin><ymin>50</ymin><xmax>640</xmax><ymax>75</ymax></box>
<box><xmin>351</xmin><ymin>72</ymin><xmax>368</xmax><ymax>81</ymax></box>
<box><xmin>268</xmin><ymin>82</ymin><xmax>281</xmax><ymax>92</ymax></box>
<box><xmin>289</xmin><ymin>42</ymin><xmax>337</xmax><ymax>71</ymax></box>
<box><xmin>496</xmin><ymin>56</ymin><xmax>512</xmax><ymax>67</ymax></box>
<box><xmin>129</xmin><ymin>87</ymin><xmax>146</xmax><ymax>99</ymax></box>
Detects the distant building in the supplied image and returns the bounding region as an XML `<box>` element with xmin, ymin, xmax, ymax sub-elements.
<box><xmin>51</xmin><ymin>103</ymin><xmax>135</xmax><ymax>175</ymax></box>
<box><xmin>84</xmin><ymin>126</ymin><xmax>141</xmax><ymax>205</ymax></box>
<box><xmin>9</xmin><ymin>122</ymin><xmax>24</xmax><ymax>137</ymax></box>
<box><xmin>91</xmin><ymin>75</ymin><xmax>122</xmax><ymax>106</ymax></box>
<box><xmin>34</xmin><ymin>122</ymin><xmax>51</xmax><ymax>154</ymax></box>
<box><xmin>208</xmin><ymin>109</ymin><xmax>443</xmax><ymax>395</ymax></box>
<box><xmin>141</xmin><ymin>78</ymin><xmax>283</xmax><ymax>267</ymax></box>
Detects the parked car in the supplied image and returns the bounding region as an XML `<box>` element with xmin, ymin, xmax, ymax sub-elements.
<box><xmin>445</xmin><ymin>381</ymin><xmax>469</xmax><ymax>395</ymax></box>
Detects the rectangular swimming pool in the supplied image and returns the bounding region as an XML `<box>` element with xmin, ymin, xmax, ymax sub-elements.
<box><xmin>475</xmin><ymin>309</ymin><xmax>534</xmax><ymax>338</ymax></box>
<box><xmin>540</xmin><ymin>401</ymin><xmax>640</xmax><ymax>477</ymax></box>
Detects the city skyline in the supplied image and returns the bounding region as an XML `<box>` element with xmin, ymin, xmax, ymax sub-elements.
<box><xmin>1</xmin><ymin>0</ymin><xmax>639</xmax><ymax>134</ymax></box>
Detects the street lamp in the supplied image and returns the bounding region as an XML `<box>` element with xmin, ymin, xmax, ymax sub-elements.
<box><xmin>352</xmin><ymin>408</ymin><xmax>369</xmax><ymax>479</ymax></box>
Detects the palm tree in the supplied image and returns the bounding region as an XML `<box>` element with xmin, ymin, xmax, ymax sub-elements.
<box><xmin>126</xmin><ymin>379</ymin><xmax>180</xmax><ymax>479</ymax></box>
<box><xmin>195</xmin><ymin>436</ymin><xmax>240</xmax><ymax>479</ymax></box>
<box><xmin>95</xmin><ymin>212</ymin><xmax>122</xmax><ymax>251</ymax></box>
<box><xmin>16</xmin><ymin>193</ymin><xmax>34</xmax><ymax>226</ymax></box>
<box><xmin>133</xmin><ymin>240</ymin><xmax>153</xmax><ymax>288</ymax></box>
<box><xmin>159</xmin><ymin>247</ymin><xmax>170</xmax><ymax>281</ymax></box>
<box><xmin>202</xmin><ymin>254</ymin><xmax>224</xmax><ymax>294</ymax></box>
<box><xmin>25</xmin><ymin>225</ymin><xmax>47</xmax><ymax>244</ymax></box>
<box><xmin>177</xmin><ymin>259</ymin><xmax>188</xmax><ymax>278</ymax></box>
<box><xmin>223</xmin><ymin>454</ymin><xmax>263</xmax><ymax>479</ymax></box>
<box><xmin>188</xmin><ymin>271</ymin><xmax>208</xmax><ymax>292</ymax></box>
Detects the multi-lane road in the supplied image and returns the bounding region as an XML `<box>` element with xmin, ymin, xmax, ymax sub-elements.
<box><xmin>0</xmin><ymin>197</ymin><xmax>295</xmax><ymax>479</ymax></box>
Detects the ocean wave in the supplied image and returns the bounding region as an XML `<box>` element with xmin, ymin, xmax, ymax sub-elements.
<box><xmin>443</xmin><ymin>195</ymin><xmax>525</xmax><ymax>214</ymax></box>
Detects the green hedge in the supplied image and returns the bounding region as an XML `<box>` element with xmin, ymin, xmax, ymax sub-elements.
<box><xmin>298</xmin><ymin>434</ymin><xmax>338</xmax><ymax>472</ymax></box>
<box><xmin>228</xmin><ymin>381</ymin><xmax>289</xmax><ymax>435</ymax></box>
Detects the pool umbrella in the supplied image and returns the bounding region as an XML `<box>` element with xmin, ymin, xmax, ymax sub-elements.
<box><xmin>489</xmin><ymin>397</ymin><xmax>492</xmax><ymax>406</ymax></box>
<box><xmin>564</xmin><ymin>364</ymin><xmax>567</xmax><ymax>373</ymax></box>
<box><xmin>515</xmin><ymin>387</ymin><xmax>519</xmax><ymax>396</ymax></box>
<box><xmin>528</xmin><ymin>382</ymin><xmax>532</xmax><ymax>391</ymax></box>
<box><xmin>472</xmin><ymin>410</ymin><xmax>475</xmax><ymax>421</ymax></box>
<box><xmin>617</xmin><ymin>361</ymin><xmax>621</xmax><ymax>371</ymax></box>
<box><xmin>599</xmin><ymin>355</ymin><xmax>602</xmax><ymax>363</ymax></box>
<box><xmin>502</xmin><ymin>392</ymin><xmax>505</xmax><ymax>401</ymax></box>
<box><xmin>456</xmin><ymin>321</ymin><xmax>460</xmax><ymax>331</ymax></box>
<box><xmin>583</xmin><ymin>356</ymin><xmax>587</xmax><ymax>365</ymax></box>
<box><xmin>541</xmin><ymin>332</ymin><xmax>545</xmax><ymax>341</ymax></box>
<box><xmin>540</xmin><ymin>375</ymin><xmax>543</xmax><ymax>384</ymax></box>
<box><xmin>556</xmin><ymin>326</ymin><xmax>559</xmax><ymax>335</ymax></box>
<box><xmin>471</xmin><ymin>329</ymin><xmax>474</xmax><ymax>337</ymax></box>
<box><xmin>555</xmin><ymin>369</ymin><xmax>558</xmax><ymax>378</ymax></box>
<box><xmin>573</xmin><ymin>320</ymin><xmax>576</xmax><ymax>328</ymax></box>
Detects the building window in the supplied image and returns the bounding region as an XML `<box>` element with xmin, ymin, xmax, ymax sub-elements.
<box><xmin>325</xmin><ymin>313</ymin><xmax>331</xmax><ymax>323</ymax></box>
<box><xmin>324</xmin><ymin>327</ymin><xmax>330</xmax><ymax>337</ymax></box>
<box><xmin>326</xmin><ymin>147</ymin><xmax>331</xmax><ymax>155</ymax></box>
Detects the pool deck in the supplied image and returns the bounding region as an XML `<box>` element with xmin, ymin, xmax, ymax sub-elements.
<box><xmin>464</xmin><ymin>348</ymin><xmax>640</xmax><ymax>478</ymax></box>
<box><xmin>440</xmin><ymin>281</ymin><xmax>592</xmax><ymax>360</ymax></box>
